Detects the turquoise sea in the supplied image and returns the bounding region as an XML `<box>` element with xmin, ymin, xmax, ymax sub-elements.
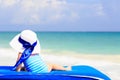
<box><xmin>0</xmin><ymin>32</ymin><xmax>120</xmax><ymax>55</ymax></box>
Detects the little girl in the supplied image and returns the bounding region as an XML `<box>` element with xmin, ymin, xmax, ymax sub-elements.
<box><xmin>10</xmin><ymin>30</ymin><xmax>71</xmax><ymax>73</ymax></box>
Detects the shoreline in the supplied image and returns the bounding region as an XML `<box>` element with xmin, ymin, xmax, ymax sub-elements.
<box><xmin>0</xmin><ymin>48</ymin><xmax>120</xmax><ymax>64</ymax></box>
<box><xmin>41</xmin><ymin>49</ymin><xmax>120</xmax><ymax>64</ymax></box>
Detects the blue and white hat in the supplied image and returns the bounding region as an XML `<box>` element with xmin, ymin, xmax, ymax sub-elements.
<box><xmin>10</xmin><ymin>30</ymin><xmax>41</xmax><ymax>53</ymax></box>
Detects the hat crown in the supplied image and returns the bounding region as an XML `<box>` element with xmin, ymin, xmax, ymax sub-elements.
<box><xmin>20</xmin><ymin>30</ymin><xmax>37</xmax><ymax>44</ymax></box>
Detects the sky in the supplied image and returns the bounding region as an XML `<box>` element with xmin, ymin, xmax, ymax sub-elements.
<box><xmin>0</xmin><ymin>0</ymin><xmax>120</xmax><ymax>31</ymax></box>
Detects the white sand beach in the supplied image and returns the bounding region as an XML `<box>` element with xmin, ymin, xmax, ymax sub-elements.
<box><xmin>0</xmin><ymin>48</ymin><xmax>120</xmax><ymax>80</ymax></box>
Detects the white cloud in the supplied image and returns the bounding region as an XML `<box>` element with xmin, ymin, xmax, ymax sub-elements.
<box><xmin>0</xmin><ymin>0</ymin><xmax>106</xmax><ymax>25</ymax></box>
<box><xmin>101</xmin><ymin>0</ymin><xmax>120</xmax><ymax>17</ymax></box>
<box><xmin>83</xmin><ymin>4</ymin><xmax>105</xmax><ymax>17</ymax></box>
<box><xmin>11</xmin><ymin>0</ymin><xmax>74</xmax><ymax>24</ymax></box>
<box><xmin>93</xmin><ymin>4</ymin><xmax>105</xmax><ymax>16</ymax></box>
<box><xmin>29</xmin><ymin>14</ymin><xmax>41</xmax><ymax>24</ymax></box>
<box><xmin>0</xmin><ymin>0</ymin><xmax>19</xmax><ymax>8</ymax></box>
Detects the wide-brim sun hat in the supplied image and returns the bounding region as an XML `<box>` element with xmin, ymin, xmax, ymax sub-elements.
<box><xmin>10</xmin><ymin>30</ymin><xmax>41</xmax><ymax>53</ymax></box>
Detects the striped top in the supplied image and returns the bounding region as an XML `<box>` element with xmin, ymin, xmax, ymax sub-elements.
<box><xmin>23</xmin><ymin>54</ymin><xmax>48</xmax><ymax>73</ymax></box>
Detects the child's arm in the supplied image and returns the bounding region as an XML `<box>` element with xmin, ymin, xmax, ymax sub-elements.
<box><xmin>16</xmin><ymin>52</ymin><xmax>22</xmax><ymax>71</ymax></box>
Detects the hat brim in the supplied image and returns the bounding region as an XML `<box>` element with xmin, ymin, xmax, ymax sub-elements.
<box><xmin>10</xmin><ymin>34</ymin><xmax>41</xmax><ymax>53</ymax></box>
